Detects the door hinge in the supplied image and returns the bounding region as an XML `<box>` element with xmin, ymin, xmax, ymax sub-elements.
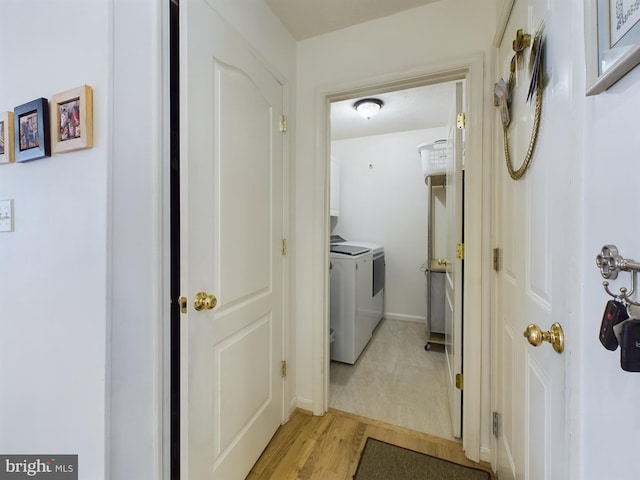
<box><xmin>456</xmin><ymin>112</ymin><xmax>466</xmax><ymax>129</ymax></box>
<box><xmin>456</xmin><ymin>243</ymin><xmax>464</xmax><ymax>260</ymax></box>
<box><xmin>281</xmin><ymin>238</ymin><xmax>287</xmax><ymax>256</ymax></box>
<box><xmin>281</xmin><ymin>360</ymin><xmax>287</xmax><ymax>377</ymax></box>
<box><xmin>455</xmin><ymin>373</ymin><xmax>464</xmax><ymax>390</ymax></box>
<box><xmin>493</xmin><ymin>247</ymin><xmax>500</xmax><ymax>272</ymax></box>
<box><xmin>280</xmin><ymin>115</ymin><xmax>287</xmax><ymax>132</ymax></box>
<box><xmin>178</xmin><ymin>296</ymin><xmax>188</xmax><ymax>314</ymax></box>
<box><xmin>493</xmin><ymin>411</ymin><xmax>500</xmax><ymax>437</ymax></box>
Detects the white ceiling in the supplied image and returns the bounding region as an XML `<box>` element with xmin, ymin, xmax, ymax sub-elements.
<box><xmin>263</xmin><ymin>0</ymin><xmax>453</xmax><ymax>140</ymax></box>
<box><xmin>264</xmin><ymin>0</ymin><xmax>441</xmax><ymax>41</ymax></box>
<box><xmin>330</xmin><ymin>82</ymin><xmax>456</xmax><ymax>140</ymax></box>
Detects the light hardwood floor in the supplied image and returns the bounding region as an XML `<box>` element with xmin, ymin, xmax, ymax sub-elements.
<box><xmin>247</xmin><ymin>408</ymin><xmax>494</xmax><ymax>480</ymax></box>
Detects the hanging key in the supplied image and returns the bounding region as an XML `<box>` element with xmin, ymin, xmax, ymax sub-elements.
<box><xmin>599</xmin><ymin>299</ymin><xmax>629</xmax><ymax>351</ymax></box>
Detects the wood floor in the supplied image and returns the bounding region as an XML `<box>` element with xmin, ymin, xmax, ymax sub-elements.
<box><xmin>246</xmin><ymin>408</ymin><xmax>495</xmax><ymax>480</ymax></box>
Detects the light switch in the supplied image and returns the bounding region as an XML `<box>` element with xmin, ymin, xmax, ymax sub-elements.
<box><xmin>0</xmin><ymin>199</ymin><xmax>14</xmax><ymax>232</ymax></box>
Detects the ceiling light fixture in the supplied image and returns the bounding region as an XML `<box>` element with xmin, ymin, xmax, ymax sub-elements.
<box><xmin>353</xmin><ymin>98</ymin><xmax>384</xmax><ymax>119</ymax></box>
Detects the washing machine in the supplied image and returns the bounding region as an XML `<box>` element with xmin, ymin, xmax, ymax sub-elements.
<box><xmin>330</xmin><ymin>244</ymin><xmax>374</xmax><ymax>364</ymax></box>
<box><xmin>331</xmin><ymin>237</ymin><xmax>385</xmax><ymax>332</ymax></box>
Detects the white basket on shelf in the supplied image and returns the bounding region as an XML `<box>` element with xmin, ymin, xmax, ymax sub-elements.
<box><xmin>417</xmin><ymin>139</ymin><xmax>450</xmax><ymax>176</ymax></box>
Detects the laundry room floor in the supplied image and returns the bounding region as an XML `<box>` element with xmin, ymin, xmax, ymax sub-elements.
<box><xmin>329</xmin><ymin>318</ymin><xmax>455</xmax><ymax>441</ymax></box>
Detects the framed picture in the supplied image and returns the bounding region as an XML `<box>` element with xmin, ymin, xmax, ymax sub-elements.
<box><xmin>51</xmin><ymin>85</ymin><xmax>93</xmax><ymax>154</ymax></box>
<box><xmin>586</xmin><ymin>0</ymin><xmax>640</xmax><ymax>95</ymax></box>
<box><xmin>14</xmin><ymin>98</ymin><xmax>50</xmax><ymax>162</ymax></box>
<box><xmin>0</xmin><ymin>111</ymin><xmax>14</xmax><ymax>164</ymax></box>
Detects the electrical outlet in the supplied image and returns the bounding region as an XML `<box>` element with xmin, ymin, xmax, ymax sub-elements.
<box><xmin>0</xmin><ymin>199</ymin><xmax>14</xmax><ymax>232</ymax></box>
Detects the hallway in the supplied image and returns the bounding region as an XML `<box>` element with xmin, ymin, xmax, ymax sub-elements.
<box><xmin>246</xmin><ymin>409</ymin><xmax>493</xmax><ymax>479</ymax></box>
<box><xmin>330</xmin><ymin>318</ymin><xmax>454</xmax><ymax>440</ymax></box>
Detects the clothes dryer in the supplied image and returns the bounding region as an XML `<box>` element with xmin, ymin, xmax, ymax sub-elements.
<box><xmin>331</xmin><ymin>237</ymin><xmax>385</xmax><ymax>332</ymax></box>
<box><xmin>330</xmin><ymin>244</ymin><xmax>373</xmax><ymax>364</ymax></box>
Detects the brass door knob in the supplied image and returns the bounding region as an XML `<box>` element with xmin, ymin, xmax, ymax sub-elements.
<box><xmin>194</xmin><ymin>291</ymin><xmax>217</xmax><ymax>311</ymax></box>
<box><xmin>523</xmin><ymin>322</ymin><xmax>564</xmax><ymax>354</ymax></box>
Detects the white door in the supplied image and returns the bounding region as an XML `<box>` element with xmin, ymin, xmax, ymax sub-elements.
<box><xmin>444</xmin><ymin>81</ymin><xmax>464</xmax><ymax>439</ymax></box>
<box><xmin>179</xmin><ymin>1</ymin><xmax>285</xmax><ymax>478</ymax></box>
<box><xmin>493</xmin><ymin>2</ymin><xmax>567</xmax><ymax>478</ymax></box>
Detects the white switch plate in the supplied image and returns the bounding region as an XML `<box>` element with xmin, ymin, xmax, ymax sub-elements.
<box><xmin>0</xmin><ymin>199</ymin><xmax>14</xmax><ymax>232</ymax></box>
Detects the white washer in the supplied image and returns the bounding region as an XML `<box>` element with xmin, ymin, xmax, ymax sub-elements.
<box><xmin>337</xmin><ymin>240</ymin><xmax>383</xmax><ymax>255</ymax></box>
<box><xmin>330</xmin><ymin>245</ymin><xmax>374</xmax><ymax>364</ymax></box>
<box><xmin>332</xmin><ymin>240</ymin><xmax>385</xmax><ymax>332</ymax></box>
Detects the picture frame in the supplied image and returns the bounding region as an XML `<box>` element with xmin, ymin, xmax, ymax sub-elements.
<box><xmin>14</xmin><ymin>98</ymin><xmax>50</xmax><ymax>162</ymax></box>
<box><xmin>51</xmin><ymin>85</ymin><xmax>93</xmax><ymax>154</ymax></box>
<box><xmin>0</xmin><ymin>111</ymin><xmax>14</xmax><ymax>164</ymax></box>
<box><xmin>586</xmin><ymin>0</ymin><xmax>640</xmax><ymax>95</ymax></box>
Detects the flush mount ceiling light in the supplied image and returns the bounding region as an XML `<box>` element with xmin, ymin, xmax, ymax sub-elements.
<box><xmin>353</xmin><ymin>98</ymin><xmax>384</xmax><ymax>119</ymax></box>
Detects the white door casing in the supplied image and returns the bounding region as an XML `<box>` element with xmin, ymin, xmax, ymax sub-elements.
<box><xmin>180</xmin><ymin>1</ymin><xmax>285</xmax><ymax>478</ymax></box>
<box><xmin>319</xmin><ymin>57</ymin><xmax>485</xmax><ymax>462</ymax></box>
<box><xmin>445</xmin><ymin>81</ymin><xmax>464</xmax><ymax>439</ymax></box>
<box><xmin>492</xmin><ymin>1</ymin><xmax>568</xmax><ymax>478</ymax></box>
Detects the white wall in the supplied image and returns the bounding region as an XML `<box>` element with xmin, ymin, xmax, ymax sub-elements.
<box><xmin>332</xmin><ymin>128</ymin><xmax>447</xmax><ymax>321</ymax></box>
<box><xmin>109</xmin><ymin>0</ymin><xmax>166</xmax><ymax>478</ymax></box>
<box><xmin>580</xmin><ymin>7</ymin><xmax>640</xmax><ymax>480</ymax></box>
<box><xmin>295</xmin><ymin>0</ymin><xmax>496</xmax><ymax>456</ymax></box>
<box><xmin>0</xmin><ymin>1</ymin><xmax>296</xmax><ymax>479</ymax></box>
<box><xmin>0</xmin><ymin>0</ymin><xmax>109</xmax><ymax>477</ymax></box>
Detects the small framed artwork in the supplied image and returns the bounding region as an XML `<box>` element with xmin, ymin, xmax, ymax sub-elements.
<box><xmin>586</xmin><ymin>0</ymin><xmax>640</xmax><ymax>95</ymax></box>
<box><xmin>0</xmin><ymin>111</ymin><xmax>14</xmax><ymax>164</ymax></box>
<box><xmin>14</xmin><ymin>98</ymin><xmax>50</xmax><ymax>162</ymax></box>
<box><xmin>51</xmin><ymin>85</ymin><xmax>93</xmax><ymax>154</ymax></box>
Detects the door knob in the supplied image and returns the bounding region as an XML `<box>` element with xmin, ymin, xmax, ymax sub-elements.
<box><xmin>523</xmin><ymin>322</ymin><xmax>564</xmax><ymax>353</ymax></box>
<box><xmin>194</xmin><ymin>291</ymin><xmax>217</xmax><ymax>311</ymax></box>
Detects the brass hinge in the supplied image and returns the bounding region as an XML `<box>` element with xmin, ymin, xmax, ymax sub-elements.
<box><xmin>178</xmin><ymin>296</ymin><xmax>187</xmax><ymax>314</ymax></box>
<box><xmin>456</xmin><ymin>112</ymin><xmax>466</xmax><ymax>129</ymax></box>
<box><xmin>281</xmin><ymin>238</ymin><xmax>287</xmax><ymax>256</ymax></box>
<box><xmin>280</xmin><ymin>115</ymin><xmax>287</xmax><ymax>133</ymax></box>
<box><xmin>493</xmin><ymin>411</ymin><xmax>500</xmax><ymax>437</ymax></box>
<box><xmin>281</xmin><ymin>360</ymin><xmax>287</xmax><ymax>377</ymax></box>
<box><xmin>493</xmin><ymin>247</ymin><xmax>500</xmax><ymax>272</ymax></box>
<box><xmin>456</xmin><ymin>243</ymin><xmax>464</xmax><ymax>260</ymax></box>
<box><xmin>455</xmin><ymin>373</ymin><xmax>464</xmax><ymax>390</ymax></box>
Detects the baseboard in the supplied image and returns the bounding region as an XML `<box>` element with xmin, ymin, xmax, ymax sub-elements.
<box><xmin>383</xmin><ymin>313</ymin><xmax>425</xmax><ymax>324</ymax></box>
<box><xmin>288</xmin><ymin>396</ymin><xmax>298</xmax><ymax>417</ymax></box>
<box><xmin>479</xmin><ymin>446</ymin><xmax>492</xmax><ymax>464</ymax></box>
<box><xmin>295</xmin><ymin>396</ymin><xmax>313</xmax><ymax>413</ymax></box>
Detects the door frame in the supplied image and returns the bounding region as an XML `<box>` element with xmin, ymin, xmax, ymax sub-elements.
<box><xmin>311</xmin><ymin>54</ymin><xmax>488</xmax><ymax>462</ymax></box>
<box><xmin>490</xmin><ymin>2</ymin><xmax>514</xmax><ymax>472</ymax></box>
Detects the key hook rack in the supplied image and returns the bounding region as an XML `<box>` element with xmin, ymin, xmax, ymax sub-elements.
<box><xmin>596</xmin><ymin>244</ymin><xmax>640</xmax><ymax>306</ymax></box>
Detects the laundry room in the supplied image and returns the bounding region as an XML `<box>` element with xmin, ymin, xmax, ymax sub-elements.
<box><xmin>328</xmin><ymin>80</ymin><xmax>462</xmax><ymax>440</ymax></box>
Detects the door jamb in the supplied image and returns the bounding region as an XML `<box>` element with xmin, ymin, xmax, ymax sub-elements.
<box><xmin>312</xmin><ymin>54</ymin><xmax>486</xmax><ymax>462</ymax></box>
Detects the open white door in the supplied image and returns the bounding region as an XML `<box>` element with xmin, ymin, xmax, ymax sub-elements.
<box><xmin>493</xmin><ymin>2</ymin><xmax>568</xmax><ymax>478</ymax></box>
<box><xmin>444</xmin><ymin>81</ymin><xmax>464</xmax><ymax>439</ymax></box>
<box><xmin>179</xmin><ymin>1</ymin><xmax>285</xmax><ymax>478</ymax></box>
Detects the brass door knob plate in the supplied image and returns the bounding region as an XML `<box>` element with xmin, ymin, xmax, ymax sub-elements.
<box><xmin>523</xmin><ymin>322</ymin><xmax>564</xmax><ymax>354</ymax></box>
<box><xmin>194</xmin><ymin>291</ymin><xmax>217</xmax><ymax>311</ymax></box>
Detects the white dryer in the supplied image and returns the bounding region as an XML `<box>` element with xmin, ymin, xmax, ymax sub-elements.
<box><xmin>330</xmin><ymin>244</ymin><xmax>374</xmax><ymax>364</ymax></box>
<box><xmin>331</xmin><ymin>238</ymin><xmax>385</xmax><ymax>332</ymax></box>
